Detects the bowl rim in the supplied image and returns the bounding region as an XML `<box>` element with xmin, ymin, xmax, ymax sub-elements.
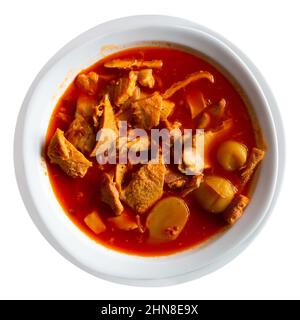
<box><xmin>14</xmin><ymin>15</ymin><xmax>285</xmax><ymax>286</ymax></box>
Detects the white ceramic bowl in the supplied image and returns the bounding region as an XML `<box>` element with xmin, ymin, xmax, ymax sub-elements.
<box><xmin>14</xmin><ymin>15</ymin><xmax>284</xmax><ymax>286</ymax></box>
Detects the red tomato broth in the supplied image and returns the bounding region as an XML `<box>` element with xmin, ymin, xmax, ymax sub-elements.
<box><xmin>46</xmin><ymin>46</ymin><xmax>257</xmax><ymax>256</ymax></box>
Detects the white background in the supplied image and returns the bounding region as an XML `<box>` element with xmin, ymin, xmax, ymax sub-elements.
<box><xmin>0</xmin><ymin>0</ymin><xmax>299</xmax><ymax>300</ymax></box>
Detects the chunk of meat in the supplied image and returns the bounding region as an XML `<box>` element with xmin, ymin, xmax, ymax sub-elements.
<box><xmin>180</xmin><ymin>174</ymin><xmax>203</xmax><ymax>197</ymax></box>
<box><xmin>137</xmin><ymin>69</ymin><xmax>155</xmax><ymax>88</ymax></box>
<box><xmin>75</xmin><ymin>94</ymin><xmax>98</xmax><ymax>121</ymax></box>
<box><xmin>164</xmin><ymin>167</ymin><xmax>188</xmax><ymax>189</ymax></box>
<box><xmin>163</xmin><ymin>119</ymin><xmax>182</xmax><ymax>131</ymax></box>
<box><xmin>114</xmin><ymin>87</ymin><xmax>141</xmax><ymax>123</ymax></box>
<box><xmin>92</xmin><ymin>102</ymin><xmax>104</xmax><ymax>129</ymax></box>
<box><xmin>197</xmin><ymin>112</ymin><xmax>211</xmax><ymax>129</ymax></box>
<box><xmin>65</xmin><ymin>114</ymin><xmax>95</xmax><ymax>154</ymax></box>
<box><xmin>162</xmin><ymin>71</ymin><xmax>214</xmax><ymax>99</ymax></box>
<box><xmin>241</xmin><ymin>147</ymin><xmax>265</xmax><ymax>185</ymax></box>
<box><xmin>108</xmin><ymin>213</ymin><xmax>138</xmax><ymax>231</ymax></box>
<box><xmin>113</xmin><ymin>71</ymin><xmax>138</xmax><ymax>106</ymax></box>
<box><xmin>84</xmin><ymin>211</ymin><xmax>106</xmax><ymax>234</ymax></box>
<box><xmin>47</xmin><ymin>128</ymin><xmax>92</xmax><ymax>177</ymax></box>
<box><xmin>223</xmin><ymin>194</ymin><xmax>249</xmax><ymax>224</ymax></box>
<box><xmin>209</xmin><ymin>98</ymin><xmax>226</xmax><ymax>118</ymax></box>
<box><xmin>100</xmin><ymin>172</ymin><xmax>124</xmax><ymax>215</ymax></box>
<box><xmin>104</xmin><ymin>59</ymin><xmax>163</xmax><ymax>69</ymax></box>
<box><xmin>118</xmin><ymin>134</ymin><xmax>150</xmax><ymax>164</ymax></box>
<box><xmin>100</xmin><ymin>94</ymin><xmax>118</xmax><ymax>133</ymax></box>
<box><xmin>90</xmin><ymin>94</ymin><xmax>118</xmax><ymax>157</ymax></box>
<box><xmin>164</xmin><ymin>168</ymin><xmax>203</xmax><ymax>196</ymax></box>
<box><xmin>114</xmin><ymin>163</ymin><xmax>128</xmax><ymax>191</ymax></box>
<box><xmin>131</xmin><ymin>86</ymin><xmax>142</xmax><ymax>100</ymax></box>
<box><xmin>75</xmin><ymin>71</ymin><xmax>99</xmax><ymax>95</ymax></box>
<box><xmin>121</xmin><ymin>160</ymin><xmax>166</xmax><ymax>213</ymax></box>
<box><xmin>131</xmin><ymin>92</ymin><xmax>162</xmax><ymax>129</ymax></box>
<box><xmin>160</xmin><ymin>100</ymin><xmax>175</xmax><ymax>121</ymax></box>
<box><xmin>127</xmin><ymin>133</ymin><xmax>149</xmax><ymax>154</ymax></box>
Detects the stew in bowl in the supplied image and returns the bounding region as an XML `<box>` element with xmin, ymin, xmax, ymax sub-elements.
<box><xmin>45</xmin><ymin>46</ymin><xmax>265</xmax><ymax>256</ymax></box>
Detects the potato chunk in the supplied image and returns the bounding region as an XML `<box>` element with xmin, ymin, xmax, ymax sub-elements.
<box><xmin>108</xmin><ymin>213</ymin><xmax>138</xmax><ymax>231</ymax></box>
<box><xmin>84</xmin><ymin>211</ymin><xmax>106</xmax><ymax>234</ymax></box>
<box><xmin>217</xmin><ymin>140</ymin><xmax>248</xmax><ymax>171</ymax></box>
<box><xmin>194</xmin><ymin>176</ymin><xmax>236</xmax><ymax>213</ymax></box>
<box><xmin>146</xmin><ymin>197</ymin><xmax>189</xmax><ymax>243</ymax></box>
